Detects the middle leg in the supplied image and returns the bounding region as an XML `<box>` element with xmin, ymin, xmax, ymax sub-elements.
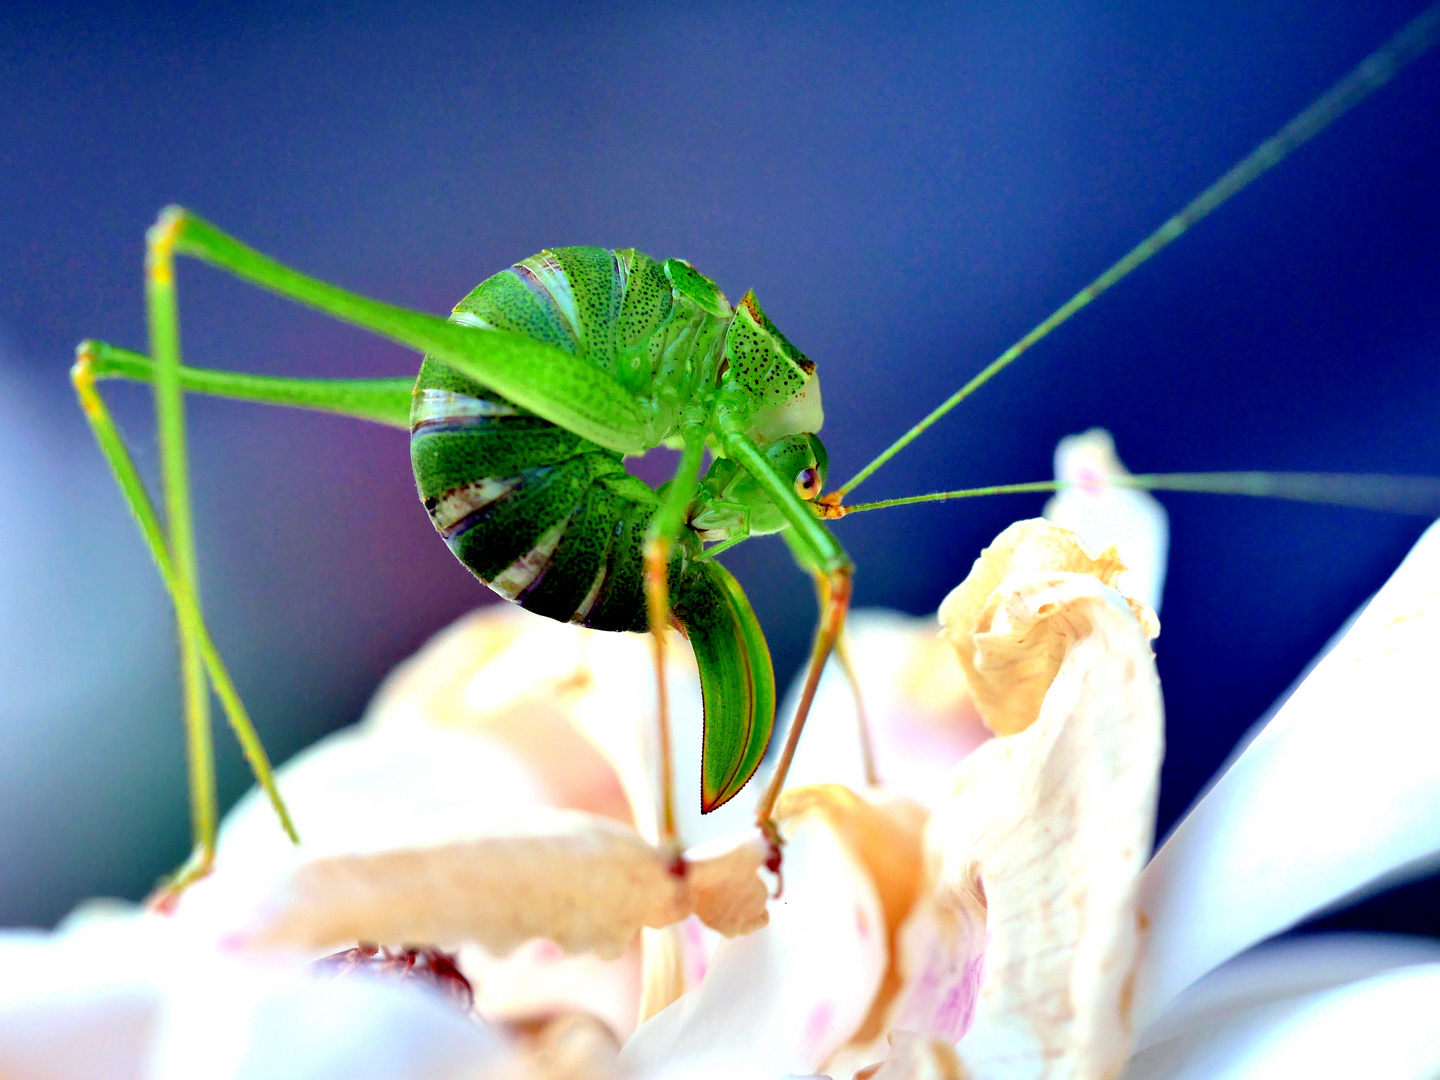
<box><xmin>642</xmin><ymin>428</ymin><xmax>709</xmax><ymax>860</ymax></box>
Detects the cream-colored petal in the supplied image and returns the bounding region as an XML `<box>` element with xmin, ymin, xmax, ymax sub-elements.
<box><xmin>363</xmin><ymin>606</ymin><xmax>631</xmax><ymax>823</ymax></box>
<box><xmin>200</xmin><ymin>810</ymin><xmax>767</xmax><ymax>960</ymax></box>
<box><xmin>938</xmin><ymin>519</ymin><xmax>1158</xmax><ymax>737</ymax></box>
<box><xmin>178</xmin><ymin>715</ymin><xmax>766</xmax><ymax>963</ymax></box>
<box><xmin>1124</xmin><ymin>962</ymin><xmax>1440</xmax><ymax>1080</ymax></box>
<box><xmin>856</xmin><ymin>1031</ymin><xmax>972</xmax><ymax>1080</ymax></box>
<box><xmin>1135</xmin><ymin>519</ymin><xmax>1440</xmax><ymax>1027</ymax></box>
<box><xmin>621</xmin><ymin>805</ymin><xmax>889</xmax><ymax>1078</ymax></box>
<box><xmin>771</xmin><ymin>786</ymin><xmax>928</xmax><ymax>1076</ymax></box>
<box><xmin>1043</xmin><ymin>428</ymin><xmax>1169</xmax><ymax>615</ymax></box>
<box><xmin>898</xmin><ymin>519</ymin><xmax>1163</xmax><ymax>1080</ymax></box>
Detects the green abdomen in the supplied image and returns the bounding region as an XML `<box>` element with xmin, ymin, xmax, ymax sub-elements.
<box><xmin>410</xmin><ymin>358</ymin><xmax>658</xmax><ymax>630</ymax></box>
<box><xmin>409</xmin><ymin>247</ymin><xmax>704</xmax><ymax>630</ymax></box>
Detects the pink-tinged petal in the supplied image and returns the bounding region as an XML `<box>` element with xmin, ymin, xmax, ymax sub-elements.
<box><xmin>1044</xmin><ymin>428</ymin><xmax>1169</xmax><ymax>615</ymax></box>
<box><xmin>621</xmin><ymin>805</ymin><xmax>889</xmax><ymax>1078</ymax></box>
<box><xmin>783</xmin><ymin>611</ymin><xmax>989</xmax><ymax>804</ymax></box>
<box><xmin>1135</xmin><ymin>520</ymin><xmax>1440</xmax><ymax>1026</ymax></box>
<box><xmin>885</xmin><ymin>520</ymin><xmax>1163</xmax><ymax>1080</ymax></box>
<box><xmin>1125</xmin><ymin>960</ymin><xmax>1440</xmax><ymax>1080</ymax></box>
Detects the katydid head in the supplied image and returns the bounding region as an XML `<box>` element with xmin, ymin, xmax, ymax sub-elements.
<box><xmin>723</xmin><ymin>290</ymin><xmax>824</xmax><ymax>441</ymax></box>
<box><xmin>696</xmin><ymin>433</ymin><xmax>830</xmax><ymax>537</ymax></box>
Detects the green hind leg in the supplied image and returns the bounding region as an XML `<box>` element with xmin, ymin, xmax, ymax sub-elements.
<box><xmin>72</xmin><ymin>345</ymin><xmax>301</xmax><ymax>898</ymax></box>
<box><xmin>73</xmin><ymin>341</ymin><xmax>411</xmax><ymax>896</ymax></box>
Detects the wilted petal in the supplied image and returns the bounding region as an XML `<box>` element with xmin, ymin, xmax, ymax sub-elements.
<box><xmin>1125</xmin><ymin>960</ymin><xmax>1440</xmax><ymax>1080</ymax></box>
<box><xmin>1043</xmin><ymin>428</ymin><xmax>1169</xmax><ymax>614</ymax></box>
<box><xmin>196</xmin><ymin>806</ymin><xmax>767</xmax><ymax>960</ymax></box>
<box><xmin>1135</xmin><ymin>519</ymin><xmax>1440</xmax><ymax>1026</ymax></box>
<box><xmin>621</xmin><ymin>797</ymin><xmax>890</xmax><ymax>1077</ymax></box>
<box><xmin>877</xmin><ymin>520</ymin><xmax>1162</xmax><ymax>1080</ymax></box>
<box><xmin>938</xmin><ymin>519</ymin><xmax>1157</xmax><ymax>738</ymax></box>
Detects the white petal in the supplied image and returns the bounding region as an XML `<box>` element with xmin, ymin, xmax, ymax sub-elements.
<box><xmin>1135</xmin><ymin>932</ymin><xmax>1440</xmax><ymax>1054</ymax></box>
<box><xmin>621</xmin><ymin>807</ymin><xmax>888</xmax><ymax>1078</ymax></box>
<box><xmin>1044</xmin><ymin>428</ymin><xmax>1169</xmax><ymax>614</ymax></box>
<box><xmin>0</xmin><ymin>922</ymin><xmax>161</xmax><ymax>1080</ymax></box>
<box><xmin>0</xmin><ymin>912</ymin><xmax>507</xmax><ymax>1080</ymax></box>
<box><xmin>782</xmin><ymin>610</ymin><xmax>988</xmax><ymax>804</ymax></box>
<box><xmin>1125</xmin><ymin>961</ymin><xmax>1440</xmax><ymax>1080</ymax></box>
<box><xmin>1135</xmin><ymin>519</ymin><xmax>1440</xmax><ymax>1026</ymax></box>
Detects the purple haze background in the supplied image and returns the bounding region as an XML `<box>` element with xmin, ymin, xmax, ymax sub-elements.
<box><xmin>1</xmin><ymin>0</ymin><xmax>1438</xmax><ymax>932</ymax></box>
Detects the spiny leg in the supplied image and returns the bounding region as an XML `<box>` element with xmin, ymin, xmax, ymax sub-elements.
<box><xmin>642</xmin><ymin>428</ymin><xmax>708</xmax><ymax>861</ymax></box>
<box><xmin>72</xmin><ymin>345</ymin><xmax>297</xmax><ymax>896</ymax></box>
<box><xmin>719</xmin><ymin>423</ymin><xmax>853</xmax><ymax>857</ymax></box>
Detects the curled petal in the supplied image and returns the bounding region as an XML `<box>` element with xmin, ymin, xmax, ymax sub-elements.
<box><xmin>938</xmin><ymin>519</ymin><xmax>1158</xmax><ymax>737</ymax></box>
<box><xmin>774</xmin><ymin>785</ymin><xmax>929</xmax><ymax>1075</ymax></box>
<box><xmin>1135</xmin><ymin>520</ymin><xmax>1440</xmax><ymax>1026</ymax></box>
<box><xmin>895</xmin><ymin>519</ymin><xmax>1163</xmax><ymax>1080</ymax></box>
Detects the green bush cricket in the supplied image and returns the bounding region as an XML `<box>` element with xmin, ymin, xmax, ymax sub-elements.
<box><xmin>71</xmin><ymin>3</ymin><xmax>1440</xmax><ymax>896</ymax></box>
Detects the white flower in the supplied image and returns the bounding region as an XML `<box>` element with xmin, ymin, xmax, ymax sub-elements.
<box><xmin>3</xmin><ymin>433</ymin><xmax>1438</xmax><ymax>1079</ymax></box>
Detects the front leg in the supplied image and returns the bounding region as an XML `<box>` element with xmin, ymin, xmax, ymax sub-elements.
<box><xmin>718</xmin><ymin>424</ymin><xmax>854</xmax><ymax>837</ymax></box>
<box><xmin>692</xmin><ymin>498</ymin><xmax>752</xmax><ymax>561</ymax></box>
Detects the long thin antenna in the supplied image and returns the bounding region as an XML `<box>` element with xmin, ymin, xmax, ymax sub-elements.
<box><xmin>830</xmin><ymin>472</ymin><xmax>1440</xmax><ymax>517</ymax></box>
<box><xmin>831</xmin><ymin>2</ymin><xmax>1440</xmax><ymax>502</ymax></box>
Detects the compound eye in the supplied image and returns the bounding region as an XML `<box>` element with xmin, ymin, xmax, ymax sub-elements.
<box><xmin>794</xmin><ymin>466</ymin><xmax>822</xmax><ymax>500</ymax></box>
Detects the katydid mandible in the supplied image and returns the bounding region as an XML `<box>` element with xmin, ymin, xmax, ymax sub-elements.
<box><xmin>72</xmin><ymin>2</ymin><xmax>1440</xmax><ymax>895</ymax></box>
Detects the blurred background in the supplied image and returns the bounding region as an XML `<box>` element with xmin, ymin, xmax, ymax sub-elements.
<box><xmin>1</xmin><ymin>1</ymin><xmax>1437</xmax><ymax>932</ymax></box>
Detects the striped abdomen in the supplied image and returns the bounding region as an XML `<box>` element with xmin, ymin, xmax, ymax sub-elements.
<box><xmin>410</xmin><ymin>365</ymin><xmax>661</xmax><ymax>632</ymax></box>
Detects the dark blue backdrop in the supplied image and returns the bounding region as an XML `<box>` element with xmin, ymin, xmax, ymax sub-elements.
<box><xmin>1</xmin><ymin>1</ymin><xmax>1437</xmax><ymax>933</ymax></box>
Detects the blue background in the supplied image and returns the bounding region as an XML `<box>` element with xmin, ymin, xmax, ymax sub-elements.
<box><xmin>1</xmin><ymin>1</ymin><xmax>1438</xmax><ymax>935</ymax></box>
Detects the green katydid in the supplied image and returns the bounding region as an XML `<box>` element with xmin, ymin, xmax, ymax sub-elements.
<box><xmin>73</xmin><ymin>1</ymin><xmax>1440</xmax><ymax>896</ymax></box>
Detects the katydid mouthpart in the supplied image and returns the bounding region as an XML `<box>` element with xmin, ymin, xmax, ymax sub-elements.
<box><xmin>71</xmin><ymin>0</ymin><xmax>1440</xmax><ymax>897</ymax></box>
